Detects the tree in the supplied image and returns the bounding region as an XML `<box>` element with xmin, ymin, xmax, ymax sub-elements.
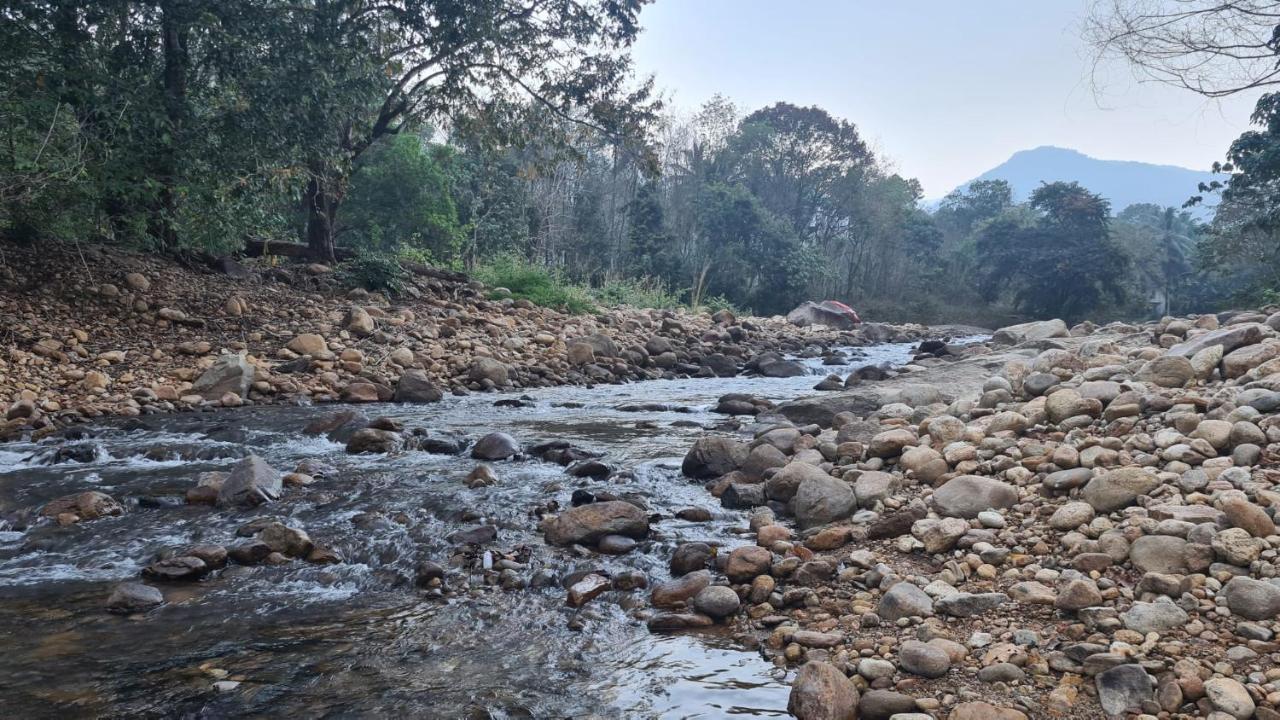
<box><xmin>1085</xmin><ymin>0</ymin><xmax>1280</xmax><ymax>97</ymax></box>
<box><xmin>278</xmin><ymin>0</ymin><xmax>660</xmax><ymax>261</ymax></box>
<box><xmin>341</xmin><ymin>133</ymin><xmax>462</xmax><ymax>258</ymax></box>
<box><xmin>691</xmin><ymin>182</ymin><xmax>810</xmax><ymax>314</ymax></box>
<box><xmin>627</xmin><ymin>181</ymin><xmax>679</xmax><ymax>283</ymax></box>
<box><xmin>1189</xmin><ymin>91</ymin><xmax>1280</xmax><ymax>300</ymax></box>
<box><xmin>0</xmin><ymin>2</ymin><xmax>315</xmax><ymax>251</ymax></box>
<box><xmin>723</xmin><ymin>102</ymin><xmax>877</xmax><ymax>238</ymax></box>
<box><xmin>936</xmin><ymin>179</ymin><xmax>1015</xmax><ymax>237</ymax></box>
<box><xmin>977</xmin><ymin>181</ymin><xmax>1130</xmax><ymax>320</ymax></box>
<box><xmin>1113</xmin><ymin>203</ymin><xmax>1202</xmax><ymax>313</ymax></box>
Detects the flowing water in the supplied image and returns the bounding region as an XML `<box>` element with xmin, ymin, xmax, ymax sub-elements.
<box><xmin>0</xmin><ymin>339</ymin><xmax>974</xmax><ymax>719</ymax></box>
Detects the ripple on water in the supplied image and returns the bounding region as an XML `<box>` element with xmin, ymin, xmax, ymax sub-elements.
<box><xmin>0</xmin><ymin>337</ymin><xmax>983</xmax><ymax>716</ymax></box>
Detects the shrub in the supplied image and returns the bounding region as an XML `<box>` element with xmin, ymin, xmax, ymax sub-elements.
<box><xmin>589</xmin><ymin>276</ymin><xmax>682</xmax><ymax>309</ymax></box>
<box><xmin>474</xmin><ymin>255</ymin><xmax>595</xmax><ymax>313</ymax></box>
<box><xmin>337</xmin><ymin>253</ymin><xmax>409</xmax><ymax>295</ymax></box>
<box><xmin>698</xmin><ymin>294</ymin><xmax>742</xmax><ymax>316</ymax></box>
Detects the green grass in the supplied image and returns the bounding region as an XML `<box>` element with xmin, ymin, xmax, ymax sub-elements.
<box><xmin>588</xmin><ymin>276</ymin><xmax>683</xmax><ymax>310</ymax></box>
<box><xmin>474</xmin><ymin>255</ymin><xmax>596</xmax><ymax>314</ymax></box>
<box><xmin>473</xmin><ymin>256</ymin><xmax>742</xmax><ymax>316</ymax></box>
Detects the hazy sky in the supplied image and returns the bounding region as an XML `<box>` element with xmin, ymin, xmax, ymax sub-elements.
<box><xmin>630</xmin><ymin>0</ymin><xmax>1264</xmax><ymax>198</ymax></box>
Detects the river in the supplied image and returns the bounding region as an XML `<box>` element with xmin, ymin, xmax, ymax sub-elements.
<box><xmin>0</xmin><ymin>338</ymin><xmax>968</xmax><ymax>719</ymax></box>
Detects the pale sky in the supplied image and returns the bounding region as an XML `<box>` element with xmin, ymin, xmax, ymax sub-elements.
<box><xmin>630</xmin><ymin>0</ymin><xmax>1265</xmax><ymax>198</ymax></box>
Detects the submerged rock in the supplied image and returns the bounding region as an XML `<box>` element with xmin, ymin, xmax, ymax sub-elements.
<box><xmin>106</xmin><ymin>582</ymin><xmax>164</xmax><ymax>613</ymax></box>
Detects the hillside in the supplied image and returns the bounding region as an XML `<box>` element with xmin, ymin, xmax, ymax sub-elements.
<box><xmin>946</xmin><ymin>146</ymin><xmax>1219</xmax><ymax>218</ymax></box>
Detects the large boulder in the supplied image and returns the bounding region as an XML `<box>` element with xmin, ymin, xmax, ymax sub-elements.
<box><xmin>469</xmin><ymin>357</ymin><xmax>510</xmax><ymax>386</ymax></box>
<box><xmin>542</xmin><ymin>501</ymin><xmax>649</xmax><ymax>546</ymax></box>
<box><xmin>777</xmin><ymin>389</ymin><xmax>884</xmax><ymax>427</ymax></box>
<box><xmin>1121</xmin><ymin>598</ymin><xmax>1188</xmax><ymax>634</ymax></box>
<box><xmin>792</xmin><ymin>474</ymin><xmax>857</xmax><ymax>528</ymax></box>
<box><xmin>725</xmin><ymin>545</ymin><xmax>773</xmax><ymax>582</ymax></box>
<box><xmin>681</xmin><ymin>437</ymin><xmax>749</xmax><ymax>478</ymax></box>
<box><xmin>1136</xmin><ymin>355</ymin><xmax>1195</xmax><ymax>388</ymax></box>
<box><xmin>1096</xmin><ymin>664</ymin><xmax>1154</xmax><ymax>717</ymax></box>
<box><xmin>991</xmin><ymin>319</ymin><xmax>1068</xmax><ymax>345</ymax></box>
<box><xmin>106</xmin><ymin>582</ymin><xmax>163</xmax><ymax>613</ymax></box>
<box><xmin>191</xmin><ymin>354</ymin><xmax>253</xmax><ymax>400</ymax></box>
<box><xmin>217</xmin><ymin>455</ymin><xmax>282</xmax><ymax>508</ymax></box>
<box><xmin>346</xmin><ymin>306</ymin><xmax>376</xmax><ymax>336</ymax></box>
<box><xmin>752</xmin><ymin>351</ymin><xmax>807</xmax><ymax>378</ymax></box>
<box><xmin>574</xmin><ymin>333</ymin><xmax>619</xmax><ymax>358</ymax></box>
<box><xmin>652</xmin><ymin>570</ymin><xmax>711</xmax><ymax>607</ymax></box>
<box><xmin>788</xmin><ymin>661</ymin><xmax>860</xmax><ymax>720</ymax></box>
<box><xmin>786</xmin><ymin>301</ymin><xmax>862</xmax><ymax>330</ymax></box>
<box><xmin>1081</xmin><ymin>467</ymin><xmax>1161</xmax><ymax>513</ymax></box>
<box><xmin>1222</xmin><ymin>340</ymin><xmax>1280</xmax><ymax>378</ymax></box>
<box><xmin>1220</xmin><ymin>576</ymin><xmax>1280</xmax><ymax>620</ymax></box>
<box><xmin>471</xmin><ymin>432</ymin><xmax>521</xmax><ymax>460</ymax></box>
<box><xmin>304</xmin><ymin>408</ymin><xmax>369</xmax><ymax>442</ymax></box>
<box><xmin>877</xmin><ymin>581</ymin><xmax>934</xmax><ymax>621</ymax></box>
<box><xmin>345</xmin><ymin>428</ymin><xmax>403</xmax><ymax>454</ymax></box>
<box><xmin>1129</xmin><ymin>535</ymin><xmax>1196</xmax><ymax>575</ymax></box>
<box><xmin>1204</xmin><ymin>678</ymin><xmax>1255</xmax><ymax>720</ymax></box>
<box><xmin>285</xmin><ymin>333</ymin><xmax>331</xmax><ymax>358</ymax></box>
<box><xmin>760</xmin><ymin>358</ymin><xmax>807</xmax><ymax>378</ymax></box>
<box><xmin>765</xmin><ymin>462</ymin><xmax>831</xmax><ymax>503</ymax></box>
<box><xmin>930</xmin><ymin>475</ymin><xmax>1017</xmax><ymax>518</ymax></box>
<box><xmin>394</xmin><ymin>369</ymin><xmax>443</xmax><ymax>403</ymax></box>
<box><xmin>1166</xmin><ymin>322</ymin><xmax>1266</xmax><ymax>358</ymax></box>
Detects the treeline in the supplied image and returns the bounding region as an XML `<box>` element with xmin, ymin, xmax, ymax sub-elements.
<box><xmin>0</xmin><ymin>2</ymin><xmax>1265</xmax><ymax>322</ymax></box>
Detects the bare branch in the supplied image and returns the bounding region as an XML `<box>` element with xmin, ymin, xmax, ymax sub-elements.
<box><xmin>1085</xmin><ymin>0</ymin><xmax>1280</xmax><ymax>96</ymax></box>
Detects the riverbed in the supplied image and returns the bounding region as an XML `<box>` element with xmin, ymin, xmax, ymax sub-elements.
<box><xmin>0</xmin><ymin>339</ymin><xmax>968</xmax><ymax>719</ymax></box>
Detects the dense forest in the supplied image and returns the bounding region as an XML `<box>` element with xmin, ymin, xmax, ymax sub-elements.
<box><xmin>2</xmin><ymin>1</ymin><xmax>1278</xmax><ymax>323</ymax></box>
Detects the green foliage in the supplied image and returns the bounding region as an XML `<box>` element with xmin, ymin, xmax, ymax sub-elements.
<box><xmin>0</xmin><ymin>1</ymin><xmax>658</xmax><ymax>261</ymax></box>
<box><xmin>977</xmin><ymin>182</ymin><xmax>1130</xmax><ymax>321</ymax></box>
<box><xmin>337</xmin><ymin>253</ymin><xmax>409</xmax><ymax>296</ymax></box>
<box><xmin>1190</xmin><ymin>92</ymin><xmax>1280</xmax><ymax>302</ymax></box>
<box><xmin>342</xmin><ymin>134</ymin><xmax>463</xmax><ymax>259</ymax></box>
<box><xmin>474</xmin><ymin>255</ymin><xmax>595</xmax><ymax>314</ymax></box>
<box><xmin>589</xmin><ymin>276</ymin><xmax>682</xmax><ymax>309</ymax></box>
<box><xmin>698</xmin><ymin>294</ymin><xmax>741</xmax><ymax>316</ymax></box>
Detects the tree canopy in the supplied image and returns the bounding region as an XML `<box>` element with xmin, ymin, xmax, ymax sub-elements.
<box><xmin>977</xmin><ymin>181</ymin><xmax>1131</xmax><ymax>321</ymax></box>
<box><xmin>0</xmin><ymin>2</ymin><xmax>1267</xmax><ymax>322</ymax></box>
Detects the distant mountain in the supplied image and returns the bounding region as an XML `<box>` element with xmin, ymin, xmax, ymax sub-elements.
<box><xmin>942</xmin><ymin>146</ymin><xmax>1218</xmax><ymax>219</ymax></box>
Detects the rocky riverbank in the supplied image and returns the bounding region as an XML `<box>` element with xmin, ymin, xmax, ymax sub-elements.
<box><xmin>0</xmin><ymin>242</ymin><xmax>942</xmax><ymax>442</ymax></box>
<box><xmin>656</xmin><ymin>311</ymin><xmax>1280</xmax><ymax>719</ymax></box>
<box><xmin>15</xmin><ymin>241</ymin><xmax>1280</xmax><ymax>718</ymax></box>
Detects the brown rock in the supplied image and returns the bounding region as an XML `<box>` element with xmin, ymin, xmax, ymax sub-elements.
<box><xmin>788</xmin><ymin>661</ymin><xmax>859</xmax><ymax>720</ymax></box>
<box><xmin>542</xmin><ymin>501</ymin><xmax>648</xmax><ymax>546</ymax></box>
<box><xmin>1221</xmin><ymin>498</ymin><xmax>1276</xmax><ymax>538</ymax></box>
<box><xmin>725</xmin><ymin>545</ymin><xmax>772</xmax><ymax>582</ymax></box>
<box><xmin>40</xmin><ymin>491</ymin><xmax>124</xmax><ymax>523</ymax></box>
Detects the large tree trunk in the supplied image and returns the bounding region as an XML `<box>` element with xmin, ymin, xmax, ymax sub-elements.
<box><xmin>304</xmin><ymin>166</ymin><xmax>343</xmax><ymax>263</ymax></box>
<box><xmin>155</xmin><ymin>0</ymin><xmax>188</xmax><ymax>250</ymax></box>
